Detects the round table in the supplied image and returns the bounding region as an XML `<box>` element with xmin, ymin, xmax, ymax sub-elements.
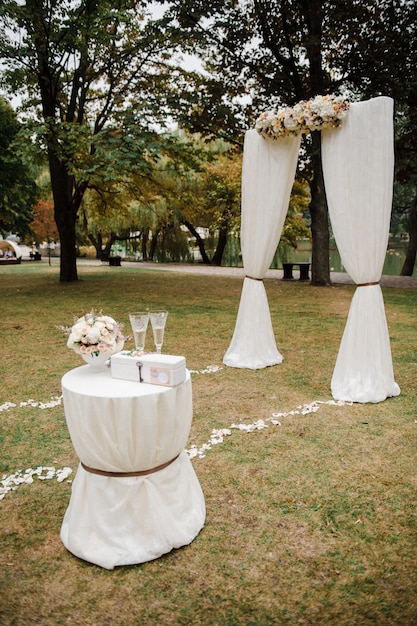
<box><xmin>60</xmin><ymin>365</ymin><xmax>205</xmax><ymax>569</ymax></box>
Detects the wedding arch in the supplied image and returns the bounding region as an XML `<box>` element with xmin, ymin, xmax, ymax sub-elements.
<box><xmin>224</xmin><ymin>95</ymin><xmax>399</xmax><ymax>403</ymax></box>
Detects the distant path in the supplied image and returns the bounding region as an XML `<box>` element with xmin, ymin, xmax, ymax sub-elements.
<box><xmin>122</xmin><ymin>261</ymin><xmax>417</xmax><ymax>289</ymax></box>
<box><xmin>125</xmin><ymin>261</ymin><xmax>417</xmax><ymax>290</ymax></box>
<box><xmin>49</xmin><ymin>257</ymin><xmax>417</xmax><ymax>289</ymax></box>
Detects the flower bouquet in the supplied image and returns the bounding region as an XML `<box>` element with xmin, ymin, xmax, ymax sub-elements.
<box><xmin>64</xmin><ymin>310</ymin><xmax>125</xmax><ymax>359</ymax></box>
<box><xmin>255</xmin><ymin>95</ymin><xmax>350</xmax><ymax>140</ymax></box>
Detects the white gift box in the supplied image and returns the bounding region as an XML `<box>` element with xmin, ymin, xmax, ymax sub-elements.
<box><xmin>110</xmin><ymin>351</ymin><xmax>186</xmax><ymax>386</ymax></box>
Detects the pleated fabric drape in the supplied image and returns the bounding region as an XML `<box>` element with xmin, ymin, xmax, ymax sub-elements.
<box><xmin>223</xmin><ymin>129</ymin><xmax>301</xmax><ymax>369</ymax></box>
<box><xmin>321</xmin><ymin>96</ymin><xmax>400</xmax><ymax>402</ymax></box>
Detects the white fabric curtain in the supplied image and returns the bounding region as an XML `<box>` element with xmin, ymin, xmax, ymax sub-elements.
<box><xmin>223</xmin><ymin>129</ymin><xmax>301</xmax><ymax>369</ymax></box>
<box><xmin>321</xmin><ymin>96</ymin><xmax>400</xmax><ymax>402</ymax></box>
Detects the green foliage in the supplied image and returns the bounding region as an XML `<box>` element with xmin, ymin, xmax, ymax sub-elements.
<box><xmin>153</xmin><ymin>225</ymin><xmax>193</xmax><ymax>263</ymax></box>
<box><xmin>0</xmin><ymin>97</ymin><xmax>38</xmax><ymax>237</ymax></box>
<box><xmin>281</xmin><ymin>177</ymin><xmax>311</xmax><ymax>248</ymax></box>
<box><xmin>164</xmin><ymin>0</ymin><xmax>417</xmax><ymax>280</ymax></box>
<box><xmin>0</xmin><ymin>0</ymin><xmax>205</xmax><ymax>280</ymax></box>
<box><xmin>166</xmin><ymin>0</ymin><xmax>417</xmax><ymax>122</ymax></box>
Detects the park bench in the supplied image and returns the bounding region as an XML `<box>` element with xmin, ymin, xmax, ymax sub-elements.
<box><xmin>101</xmin><ymin>253</ymin><xmax>122</xmax><ymax>266</ymax></box>
<box><xmin>282</xmin><ymin>262</ymin><xmax>310</xmax><ymax>281</ymax></box>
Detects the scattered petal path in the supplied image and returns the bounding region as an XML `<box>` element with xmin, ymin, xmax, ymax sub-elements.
<box><xmin>0</xmin><ymin>366</ymin><xmax>351</xmax><ymax>500</ymax></box>
<box><xmin>1</xmin><ymin>466</ymin><xmax>72</xmax><ymax>501</ymax></box>
<box><xmin>0</xmin><ymin>396</ymin><xmax>63</xmax><ymax>413</ymax></box>
<box><xmin>186</xmin><ymin>399</ymin><xmax>351</xmax><ymax>459</ymax></box>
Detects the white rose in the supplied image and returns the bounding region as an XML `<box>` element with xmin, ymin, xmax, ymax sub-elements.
<box><xmin>320</xmin><ymin>103</ymin><xmax>335</xmax><ymax>118</ymax></box>
<box><xmin>283</xmin><ymin>116</ymin><xmax>298</xmax><ymax>131</ymax></box>
<box><xmin>71</xmin><ymin>326</ymin><xmax>83</xmax><ymax>341</ymax></box>
<box><xmin>85</xmin><ymin>327</ymin><xmax>101</xmax><ymax>344</ymax></box>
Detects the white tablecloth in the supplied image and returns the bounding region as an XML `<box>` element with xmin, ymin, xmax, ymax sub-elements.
<box><xmin>60</xmin><ymin>366</ymin><xmax>205</xmax><ymax>569</ymax></box>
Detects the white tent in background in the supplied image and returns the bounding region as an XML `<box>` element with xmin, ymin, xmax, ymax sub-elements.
<box><xmin>0</xmin><ymin>239</ymin><xmax>22</xmax><ymax>263</ymax></box>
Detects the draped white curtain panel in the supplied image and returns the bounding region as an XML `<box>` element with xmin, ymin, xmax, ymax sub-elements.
<box><xmin>321</xmin><ymin>96</ymin><xmax>400</xmax><ymax>403</ymax></box>
<box><xmin>223</xmin><ymin>129</ymin><xmax>301</xmax><ymax>369</ymax></box>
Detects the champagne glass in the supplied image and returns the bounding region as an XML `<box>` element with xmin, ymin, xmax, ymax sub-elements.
<box><xmin>129</xmin><ymin>312</ymin><xmax>149</xmax><ymax>352</ymax></box>
<box><xmin>149</xmin><ymin>310</ymin><xmax>168</xmax><ymax>353</ymax></box>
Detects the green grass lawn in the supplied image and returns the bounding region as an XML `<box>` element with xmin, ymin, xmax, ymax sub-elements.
<box><xmin>1</xmin><ymin>262</ymin><xmax>417</xmax><ymax>625</ymax></box>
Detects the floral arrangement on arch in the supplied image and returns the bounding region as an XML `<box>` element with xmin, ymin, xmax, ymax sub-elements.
<box><xmin>63</xmin><ymin>310</ymin><xmax>125</xmax><ymax>357</ymax></box>
<box><xmin>255</xmin><ymin>95</ymin><xmax>350</xmax><ymax>140</ymax></box>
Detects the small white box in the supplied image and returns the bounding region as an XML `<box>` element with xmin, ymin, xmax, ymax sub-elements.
<box><xmin>111</xmin><ymin>351</ymin><xmax>186</xmax><ymax>386</ymax></box>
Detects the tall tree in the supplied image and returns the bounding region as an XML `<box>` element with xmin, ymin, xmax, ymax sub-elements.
<box><xmin>163</xmin><ymin>0</ymin><xmax>417</xmax><ymax>284</ymax></box>
<box><xmin>0</xmin><ymin>0</ymin><xmax>192</xmax><ymax>281</ymax></box>
<box><xmin>352</xmin><ymin>0</ymin><xmax>417</xmax><ymax>275</ymax></box>
<box><xmin>0</xmin><ymin>97</ymin><xmax>38</xmax><ymax>237</ymax></box>
<box><xmin>395</xmin><ymin>115</ymin><xmax>417</xmax><ymax>275</ymax></box>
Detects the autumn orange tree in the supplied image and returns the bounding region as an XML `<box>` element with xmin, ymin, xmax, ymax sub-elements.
<box><xmin>30</xmin><ymin>198</ymin><xmax>58</xmax><ymax>243</ymax></box>
<box><xmin>29</xmin><ymin>198</ymin><xmax>59</xmax><ymax>263</ymax></box>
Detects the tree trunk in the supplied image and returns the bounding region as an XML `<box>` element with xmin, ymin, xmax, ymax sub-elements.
<box><xmin>49</xmin><ymin>152</ymin><xmax>79</xmax><ymax>282</ymax></box>
<box><xmin>87</xmin><ymin>233</ymin><xmax>103</xmax><ymax>259</ymax></box>
<box><xmin>149</xmin><ymin>229</ymin><xmax>160</xmax><ymax>260</ymax></box>
<box><xmin>309</xmin><ymin>133</ymin><xmax>332</xmax><ymax>286</ymax></box>
<box><xmin>142</xmin><ymin>229</ymin><xmax>149</xmax><ymax>260</ymax></box>
<box><xmin>103</xmin><ymin>233</ymin><xmax>117</xmax><ymax>256</ymax></box>
<box><xmin>182</xmin><ymin>219</ymin><xmax>212</xmax><ymax>264</ymax></box>
<box><xmin>211</xmin><ymin>225</ymin><xmax>228</xmax><ymax>266</ymax></box>
<box><xmin>58</xmin><ymin>222</ymin><xmax>78</xmax><ymax>282</ymax></box>
<box><xmin>400</xmin><ymin>191</ymin><xmax>417</xmax><ymax>276</ymax></box>
<box><xmin>27</xmin><ymin>1</ymin><xmax>80</xmax><ymax>283</ymax></box>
